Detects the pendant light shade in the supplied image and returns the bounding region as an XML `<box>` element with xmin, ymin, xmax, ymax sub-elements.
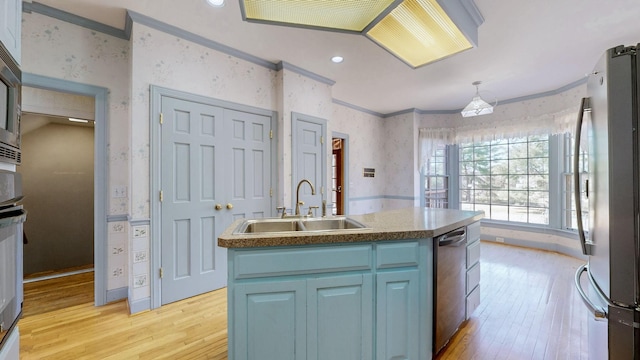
<box><xmin>461</xmin><ymin>81</ymin><xmax>496</xmax><ymax>117</ymax></box>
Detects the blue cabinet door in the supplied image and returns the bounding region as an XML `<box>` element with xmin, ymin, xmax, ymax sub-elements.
<box><xmin>376</xmin><ymin>269</ymin><xmax>420</xmax><ymax>360</ymax></box>
<box><xmin>0</xmin><ymin>0</ymin><xmax>21</xmax><ymax>64</ymax></box>
<box><xmin>233</xmin><ymin>280</ymin><xmax>306</xmax><ymax>360</ymax></box>
<box><xmin>307</xmin><ymin>274</ymin><xmax>373</xmax><ymax>360</ymax></box>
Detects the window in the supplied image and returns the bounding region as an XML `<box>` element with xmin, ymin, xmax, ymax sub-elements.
<box><xmin>459</xmin><ymin>136</ymin><xmax>549</xmax><ymax>224</ymax></box>
<box><xmin>562</xmin><ymin>133</ymin><xmax>589</xmax><ymax>230</ymax></box>
<box><xmin>424</xmin><ymin>145</ymin><xmax>448</xmax><ymax>208</ymax></box>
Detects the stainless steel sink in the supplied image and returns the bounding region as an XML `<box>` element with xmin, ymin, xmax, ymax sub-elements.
<box><xmin>233</xmin><ymin>216</ymin><xmax>369</xmax><ymax>234</ymax></box>
<box><xmin>233</xmin><ymin>218</ymin><xmax>304</xmax><ymax>234</ymax></box>
<box><xmin>302</xmin><ymin>217</ymin><xmax>369</xmax><ymax>231</ymax></box>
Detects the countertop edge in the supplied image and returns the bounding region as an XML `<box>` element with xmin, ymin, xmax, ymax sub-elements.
<box><xmin>218</xmin><ymin>208</ymin><xmax>484</xmax><ymax>248</ymax></box>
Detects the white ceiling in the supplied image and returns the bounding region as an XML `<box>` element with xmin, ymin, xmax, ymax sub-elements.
<box><xmin>28</xmin><ymin>0</ymin><xmax>640</xmax><ymax>115</ymax></box>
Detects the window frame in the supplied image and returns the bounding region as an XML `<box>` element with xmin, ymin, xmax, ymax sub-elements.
<box><xmin>423</xmin><ymin>144</ymin><xmax>449</xmax><ymax>209</ymax></box>
<box><xmin>458</xmin><ymin>135</ymin><xmax>552</xmax><ymax>225</ymax></box>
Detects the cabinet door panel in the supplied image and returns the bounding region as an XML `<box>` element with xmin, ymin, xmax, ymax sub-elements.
<box><xmin>0</xmin><ymin>0</ymin><xmax>21</xmax><ymax>63</ymax></box>
<box><xmin>376</xmin><ymin>270</ymin><xmax>420</xmax><ymax>360</ymax></box>
<box><xmin>234</xmin><ymin>280</ymin><xmax>306</xmax><ymax>360</ymax></box>
<box><xmin>307</xmin><ymin>274</ymin><xmax>373</xmax><ymax>360</ymax></box>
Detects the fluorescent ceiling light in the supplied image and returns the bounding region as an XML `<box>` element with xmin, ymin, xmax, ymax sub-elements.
<box><xmin>68</xmin><ymin>118</ymin><xmax>89</xmax><ymax>123</ymax></box>
<box><xmin>366</xmin><ymin>0</ymin><xmax>472</xmax><ymax>68</ymax></box>
<box><xmin>242</xmin><ymin>0</ymin><xmax>394</xmax><ymax>32</ymax></box>
<box><xmin>461</xmin><ymin>81</ymin><xmax>496</xmax><ymax>117</ymax></box>
<box><xmin>331</xmin><ymin>56</ymin><xmax>344</xmax><ymax>63</ymax></box>
<box><xmin>240</xmin><ymin>0</ymin><xmax>482</xmax><ymax>68</ymax></box>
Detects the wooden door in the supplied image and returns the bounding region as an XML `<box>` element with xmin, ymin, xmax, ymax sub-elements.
<box><xmin>160</xmin><ymin>97</ymin><xmax>226</xmax><ymax>305</ymax></box>
<box><xmin>293</xmin><ymin>115</ymin><xmax>325</xmax><ymax>215</ymax></box>
<box><xmin>223</xmin><ymin>109</ymin><xmax>272</xmax><ymax>221</ymax></box>
<box><xmin>332</xmin><ymin>138</ymin><xmax>344</xmax><ymax>215</ymax></box>
<box><xmin>159</xmin><ymin>96</ymin><xmax>273</xmax><ymax>305</ymax></box>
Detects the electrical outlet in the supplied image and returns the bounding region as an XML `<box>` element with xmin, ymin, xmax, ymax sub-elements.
<box><xmin>496</xmin><ymin>237</ymin><xmax>505</xmax><ymax>243</ymax></box>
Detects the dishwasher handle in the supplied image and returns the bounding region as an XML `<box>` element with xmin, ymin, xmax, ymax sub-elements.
<box><xmin>438</xmin><ymin>228</ymin><xmax>466</xmax><ymax>247</ymax></box>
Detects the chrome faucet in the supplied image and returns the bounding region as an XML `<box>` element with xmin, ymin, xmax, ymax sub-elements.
<box><xmin>295</xmin><ymin>179</ymin><xmax>316</xmax><ymax>216</ymax></box>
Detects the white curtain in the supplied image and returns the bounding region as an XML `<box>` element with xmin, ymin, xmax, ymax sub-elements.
<box><xmin>418</xmin><ymin>105</ymin><xmax>580</xmax><ymax>171</ymax></box>
<box><xmin>418</xmin><ymin>127</ymin><xmax>455</xmax><ymax>172</ymax></box>
<box><xmin>453</xmin><ymin>106</ymin><xmax>579</xmax><ymax>144</ymax></box>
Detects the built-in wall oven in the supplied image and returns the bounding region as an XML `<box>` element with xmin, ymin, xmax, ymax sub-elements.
<box><xmin>0</xmin><ymin>43</ymin><xmax>21</xmax><ymax>164</ymax></box>
<box><xmin>0</xmin><ymin>170</ymin><xmax>25</xmax><ymax>352</ymax></box>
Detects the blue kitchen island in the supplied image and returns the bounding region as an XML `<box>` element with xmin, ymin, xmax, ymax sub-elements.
<box><xmin>218</xmin><ymin>207</ymin><xmax>483</xmax><ymax>360</ymax></box>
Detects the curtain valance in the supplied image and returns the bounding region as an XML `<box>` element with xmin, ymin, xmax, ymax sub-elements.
<box><xmin>418</xmin><ymin>105</ymin><xmax>580</xmax><ymax>171</ymax></box>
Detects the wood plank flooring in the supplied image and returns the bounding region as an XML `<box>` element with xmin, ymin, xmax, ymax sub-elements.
<box><xmin>19</xmin><ymin>241</ymin><xmax>588</xmax><ymax>359</ymax></box>
<box><xmin>436</xmin><ymin>242</ymin><xmax>588</xmax><ymax>360</ymax></box>
<box><xmin>22</xmin><ymin>269</ymin><xmax>94</xmax><ymax>317</ymax></box>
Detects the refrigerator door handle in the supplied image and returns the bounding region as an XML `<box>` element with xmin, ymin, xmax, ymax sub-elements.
<box><xmin>575</xmin><ymin>263</ymin><xmax>607</xmax><ymax>319</ymax></box>
<box><xmin>574</xmin><ymin>97</ymin><xmax>594</xmax><ymax>255</ymax></box>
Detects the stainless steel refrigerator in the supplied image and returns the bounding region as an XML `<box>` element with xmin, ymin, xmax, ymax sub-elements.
<box><xmin>574</xmin><ymin>44</ymin><xmax>640</xmax><ymax>359</ymax></box>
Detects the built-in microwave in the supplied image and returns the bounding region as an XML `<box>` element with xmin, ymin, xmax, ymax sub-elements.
<box><xmin>0</xmin><ymin>44</ymin><xmax>21</xmax><ymax>164</ymax></box>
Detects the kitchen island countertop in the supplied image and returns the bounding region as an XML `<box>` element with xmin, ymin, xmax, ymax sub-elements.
<box><xmin>218</xmin><ymin>207</ymin><xmax>484</xmax><ymax>248</ymax></box>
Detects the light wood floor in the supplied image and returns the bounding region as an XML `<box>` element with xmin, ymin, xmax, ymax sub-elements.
<box><xmin>23</xmin><ymin>266</ymin><xmax>94</xmax><ymax>317</ymax></box>
<box><xmin>437</xmin><ymin>242</ymin><xmax>588</xmax><ymax>360</ymax></box>
<box><xmin>19</xmin><ymin>242</ymin><xmax>588</xmax><ymax>359</ymax></box>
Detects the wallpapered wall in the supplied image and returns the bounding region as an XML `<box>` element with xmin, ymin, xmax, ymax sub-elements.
<box><xmin>130</xmin><ymin>22</ymin><xmax>281</xmax><ymax>302</ymax></box>
<box><xmin>21</xmin><ymin>12</ymin><xmax>131</xmax><ymax>292</ymax></box>
<box><xmin>331</xmin><ymin>103</ymin><xmax>386</xmax><ymax>214</ymax></box>
<box><xmin>278</xmin><ymin>68</ymin><xmax>333</xmax><ymax>207</ymax></box>
<box><xmin>20</xmin><ymin>8</ymin><xmax>589</xmax><ymax>307</ymax></box>
<box><xmin>130</xmin><ymin>22</ymin><xmax>278</xmax><ymax>221</ymax></box>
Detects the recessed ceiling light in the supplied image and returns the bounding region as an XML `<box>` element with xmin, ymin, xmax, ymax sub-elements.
<box><xmin>331</xmin><ymin>56</ymin><xmax>344</xmax><ymax>63</ymax></box>
<box><xmin>207</xmin><ymin>0</ymin><xmax>225</xmax><ymax>7</ymax></box>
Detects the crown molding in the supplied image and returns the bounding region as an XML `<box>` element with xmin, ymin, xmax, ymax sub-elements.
<box><xmin>24</xmin><ymin>1</ymin><xmax>588</xmax><ymax>119</ymax></box>
<box><xmin>24</xmin><ymin>2</ymin><xmax>127</xmax><ymax>39</ymax></box>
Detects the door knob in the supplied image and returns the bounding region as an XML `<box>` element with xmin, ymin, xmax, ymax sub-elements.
<box><xmin>215</xmin><ymin>204</ymin><xmax>222</xmax><ymax>210</ymax></box>
<box><xmin>226</xmin><ymin>203</ymin><xmax>234</xmax><ymax>210</ymax></box>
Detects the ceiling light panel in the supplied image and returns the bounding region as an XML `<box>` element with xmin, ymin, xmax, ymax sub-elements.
<box><xmin>242</xmin><ymin>0</ymin><xmax>395</xmax><ymax>32</ymax></box>
<box><xmin>367</xmin><ymin>0</ymin><xmax>472</xmax><ymax>68</ymax></box>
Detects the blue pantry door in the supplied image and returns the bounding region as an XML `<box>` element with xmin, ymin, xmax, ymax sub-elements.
<box><xmin>160</xmin><ymin>97</ymin><xmax>226</xmax><ymax>304</ymax></box>
<box><xmin>159</xmin><ymin>97</ymin><xmax>273</xmax><ymax>305</ymax></box>
<box><xmin>224</xmin><ymin>109</ymin><xmax>273</xmax><ymax>222</ymax></box>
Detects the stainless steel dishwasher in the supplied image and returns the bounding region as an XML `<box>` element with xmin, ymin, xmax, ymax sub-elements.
<box><xmin>433</xmin><ymin>226</ymin><xmax>467</xmax><ymax>355</ymax></box>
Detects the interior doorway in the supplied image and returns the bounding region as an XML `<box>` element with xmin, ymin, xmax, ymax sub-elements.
<box><xmin>21</xmin><ymin>74</ymin><xmax>109</xmax><ymax>306</ymax></box>
<box><xmin>332</xmin><ymin>138</ymin><xmax>344</xmax><ymax>215</ymax></box>
<box><xmin>19</xmin><ymin>113</ymin><xmax>95</xmax><ymax>276</ymax></box>
<box><xmin>331</xmin><ymin>133</ymin><xmax>349</xmax><ymax>215</ymax></box>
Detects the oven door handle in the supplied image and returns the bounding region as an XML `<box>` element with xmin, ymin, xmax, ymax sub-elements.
<box><xmin>0</xmin><ymin>195</ymin><xmax>23</xmax><ymax>208</ymax></box>
<box><xmin>0</xmin><ymin>209</ymin><xmax>27</xmax><ymax>228</ymax></box>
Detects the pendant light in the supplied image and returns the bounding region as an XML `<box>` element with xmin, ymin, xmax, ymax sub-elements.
<box><xmin>461</xmin><ymin>81</ymin><xmax>497</xmax><ymax>117</ymax></box>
